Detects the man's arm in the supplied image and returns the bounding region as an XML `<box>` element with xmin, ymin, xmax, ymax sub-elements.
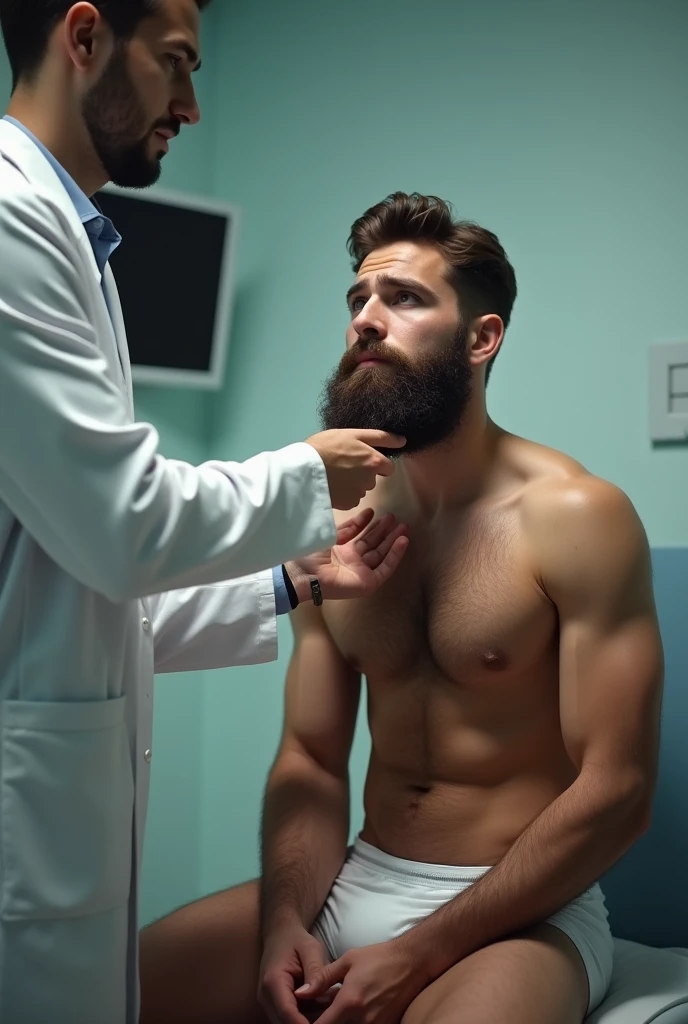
<box><xmin>396</xmin><ymin>477</ymin><xmax>663</xmax><ymax>980</ymax></box>
<box><xmin>260</xmin><ymin>601</ymin><xmax>361</xmax><ymax>936</ymax></box>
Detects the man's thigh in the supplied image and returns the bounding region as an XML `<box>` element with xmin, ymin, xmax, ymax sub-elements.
<box><xmin>401</xmin><ymin>924</ymin><xmax>589</xmax><ymax>1024</ymax></box>
<box><xmin>139</xmin><ymin>879</ymin><xmax>268</xmax><ymax>1024</ymax></box>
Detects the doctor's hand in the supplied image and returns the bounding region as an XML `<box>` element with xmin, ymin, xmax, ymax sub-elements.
<box><xmin>306</xmin><ymin>429</ymin><xmax>406</xmax><ymax>510</ymax></box>
<box><xmin>285</xmin><ymin>508</ymin><xmax>409</xmax><ymax>603</ymax></box>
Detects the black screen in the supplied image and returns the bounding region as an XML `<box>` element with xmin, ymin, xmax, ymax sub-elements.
<box><xmin>97</xmin><ymin>190</ymin><xmax>229</xmax><ymax>372</ymax></box>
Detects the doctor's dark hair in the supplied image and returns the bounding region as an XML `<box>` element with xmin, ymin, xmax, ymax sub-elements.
<box><xmin>348</xmin><ymin>192</ymin><xmax>517</xmax><ymax>382</ymax></box>
<box><xmin>0</xmin><ymin>0</ymin><xmax>212</xmax><ymax>88</ymax></box>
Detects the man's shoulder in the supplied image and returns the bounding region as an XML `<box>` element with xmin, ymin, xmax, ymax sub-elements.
<box><xmin>503</xmin><ymin>434</ymin><xmax>645</xmax><ymax>575</ymax></box>
<box><xmin>515</xmin><ymin>459</ymin><xmax>648</xmax><ymax>602</ymax></box>
<box><xmin>522</xmin><ymin>469</ymin><xmax>636</xmax><ymax>534</ymax></box>
<box><xmin>507</xmin><ymin>434</ymin><xmax>631</xmax><ymax>530</ymax></box>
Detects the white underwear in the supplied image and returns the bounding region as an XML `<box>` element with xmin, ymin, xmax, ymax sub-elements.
<box><xmin>312</xmin><ymin>837</ymin><xmax>614</xmax><ymax>1014</ymax></box>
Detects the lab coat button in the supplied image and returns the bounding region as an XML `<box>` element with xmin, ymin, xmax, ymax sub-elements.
<box><xmin>144</xmin><ymin>749</ymin><xmax>152</xmax><ymax>763</ymax></box>
<box><xmin>142</xmin><ymin>617</ymin><xmax>150</xmax><ymax>632</ymax></box>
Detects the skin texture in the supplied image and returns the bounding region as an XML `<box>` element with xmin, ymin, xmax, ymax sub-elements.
<box><xmin>139</xmin><ymin>242</ymin><xmax>663</xmax><ymax>1024</ymax></box>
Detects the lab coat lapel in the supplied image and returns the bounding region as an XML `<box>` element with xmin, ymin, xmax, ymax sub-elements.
<box><xmin>0</xmin><ymin>120</ymin><xmax>129</xmax><ymax>400</ymax></box>
<box><xmin>103</xmin><ymin>265</ymin><xmax>134</xmax><ymax>414</ymax></box>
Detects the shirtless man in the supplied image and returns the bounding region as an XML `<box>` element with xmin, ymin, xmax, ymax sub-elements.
<box><xmin>139</xmin><ymin>193</ymin><xmax>664</xmax><ymax>1024</ymax></box>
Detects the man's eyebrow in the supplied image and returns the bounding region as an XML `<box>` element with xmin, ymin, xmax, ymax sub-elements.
<box><xmin>346</xmin><ymin>274</ymin><xmax>435</xmax><ymax>304</ymax></box>
<box><xmin>169</xmin><ymin>39</ymin><xmax>202</xmax><ymax>71</ymax></box>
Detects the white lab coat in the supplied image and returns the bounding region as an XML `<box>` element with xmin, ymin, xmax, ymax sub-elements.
<box><xmin>0</xmin><ymin>118</ymin><xmax>336</xmax><ymax>1024</ymax></box>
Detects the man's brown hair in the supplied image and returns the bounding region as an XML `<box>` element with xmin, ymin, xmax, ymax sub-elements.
<box><xmin>348</xmin><ymin>192</ymin><xmax>517</xmax><ymax>381</ymax></box>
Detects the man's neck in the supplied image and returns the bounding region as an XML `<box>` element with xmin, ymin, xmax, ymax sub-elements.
<box><xmin>6</xmin><ymin>85</ymin><xmax>107</xmax><ymax>197</ymax></box>
<box><xmin>401</xmin><ymin>396</ymin><xmax>503</xmax><ymax>515</ymax></box>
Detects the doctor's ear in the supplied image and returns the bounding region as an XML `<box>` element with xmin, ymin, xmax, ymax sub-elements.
<box><xmin>62</xmin><ymin>3</ymin><xmax>114</xmax><ymax>75</ymax></box>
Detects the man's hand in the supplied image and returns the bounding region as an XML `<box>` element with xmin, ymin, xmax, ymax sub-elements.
<box><xmin>306</xmin><ymin>429</ymin><xmax>406</xmax><ymax>510</ymax></box>
<box><xmin>258</xmin><ymin>924</ymin><xmax>335</xmax><ymax>1024</ymax></box>
<box><xmin>295</xmin><ymin>940</ymin><xmax>425</xmax><ymax>1024</ymax></box>
<box><xmin>285</xmin><ymin>507</ymin><xmax>409</xmax><ymax>603</ymax></box>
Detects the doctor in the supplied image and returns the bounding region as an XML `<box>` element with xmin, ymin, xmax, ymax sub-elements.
<box><xmin>0</xmin><ymin>1</ymin><xmax>409</xmax><ymax>1022</ymax></box>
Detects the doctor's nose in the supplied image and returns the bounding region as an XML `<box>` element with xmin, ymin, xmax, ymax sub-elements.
<box><xmin>171</xmin><ymin>90</ymin><xmax>201</xmax><ymax>128</ymax></box>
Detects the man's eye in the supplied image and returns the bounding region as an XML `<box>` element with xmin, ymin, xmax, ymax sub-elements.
<box><xmin>167</xmin><ymin>54</ymin><xmax>182</xmax><ymax>70</ymax></box>
<box><xmin>397</xmin><ymin>292</ymin><xmax>419</xmax><ymax>305</ymax></box>
<box><xmin>351</xmin><ymin>298</ymin><xmax>366</xmax><ymax>313</ymax></box>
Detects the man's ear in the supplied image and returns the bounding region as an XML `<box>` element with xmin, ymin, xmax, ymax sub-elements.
<box><xmin>468</xmin><ymin>313</ymin><xmax>504</xmax><ymax>370</ymax></box>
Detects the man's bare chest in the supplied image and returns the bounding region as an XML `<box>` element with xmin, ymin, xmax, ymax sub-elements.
<box><xmin>326</xmin><ymin>508</ymin><xmax>557</xmax><ymax>687</ymax></box>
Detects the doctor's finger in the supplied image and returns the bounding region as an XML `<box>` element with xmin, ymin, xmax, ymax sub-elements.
<box><xmin>353</xmin><ymin>513</ymin><xmax>397</xmax><ymax>551</ymax></box>
<box><xmin>370</xmin><ymin>534</ymin><xmax>410</xmax><ymax>583</ymax></box>
<box><xmin>361</xmin><ymin>522</ymin><xmax>408</xmax><ymax>567</ymax></box>
<box><xmin>335</xmin><ymin>508</ymin><xmax>375</xmax><ymax>545</ymax></box>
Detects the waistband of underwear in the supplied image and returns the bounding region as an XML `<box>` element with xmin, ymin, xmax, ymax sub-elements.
<box><xmin>351</xmin><ymin>836</ymin><xmax>494</xmax><ymax>886</ymax></box>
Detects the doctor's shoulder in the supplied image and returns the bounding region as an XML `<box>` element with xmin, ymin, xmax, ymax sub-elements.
<box><xmin>0</xmin><ymin>151</ymin><xmax>79</xmax><ymax>239</ymax></box>
<box><xmin>0</xmin><ymin>163</ymin><xmax>86</xmax><ymax>294</ymax></box>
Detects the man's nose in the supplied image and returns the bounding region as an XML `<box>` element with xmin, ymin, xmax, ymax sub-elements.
<box><xmin>351</xmin><ymin>297</ymin><xmax>387</xmax><ymax>341</ymax></box>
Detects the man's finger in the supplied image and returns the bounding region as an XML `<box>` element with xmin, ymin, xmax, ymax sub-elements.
<box><xmin>265</xmin><ymin>974</ymin><xmax>311</xmax><ymax>1024</ymax></box>
<box><xmin>295</xmin><ymin>958</ymin><xmax>348</xmax><ymax>1000</ymax></box>
<box><xmin>298</xmin><ymin>940</ymin><xmax>330</xmax><ymax>989</ymax></box>
<box><xmin>309</xmin><ymin>990</ymin><xmax>351</xmax><ymax>1024</ymax></box>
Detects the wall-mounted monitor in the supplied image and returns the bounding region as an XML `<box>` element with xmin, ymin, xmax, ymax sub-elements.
<box><xmin>97</xmin><ymin>185</ymin><xmax>240</xmax><ymax>389</ymax></box>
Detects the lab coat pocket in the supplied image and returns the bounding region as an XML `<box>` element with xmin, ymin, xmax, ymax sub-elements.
<box><xmin>0</xmin><ymin>696</ymin><xmax>134</xmax><ymax>921</ymax></box>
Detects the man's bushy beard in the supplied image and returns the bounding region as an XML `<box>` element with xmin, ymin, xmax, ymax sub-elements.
<box><xmin>319</xmin><ymin>327</ymin><xmax>473</xmax><ymax>458</ymax></box>
<box><xmin>82</xmin><ymin>45</ymin><xmax>177</xmax><ymax>189</ymax></box>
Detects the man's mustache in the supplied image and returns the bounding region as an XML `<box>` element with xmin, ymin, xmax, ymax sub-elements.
<box><xmin>339</xmin><ymin>340</ymin><xmax>409</xmax><ymax>376</ymax></box>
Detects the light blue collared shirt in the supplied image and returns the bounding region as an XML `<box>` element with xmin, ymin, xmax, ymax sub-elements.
<box><xmin>272</xmin><ymin>565</ymin><xmax>293</xmax><ymax>614</ymax></box>
<box><xmin>5</xmin><ymin>115</ymin><xmax>295</xmax><ymax>616</ymax></box>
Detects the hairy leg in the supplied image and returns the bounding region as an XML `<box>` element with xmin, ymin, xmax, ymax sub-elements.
<box><xmin>401</xmin><ymin>924</ymin><xmax>589</xmax><ymax>1024</ymax></box>
<box><xmin>139</xmin><ymin>879</ymin><xmax>267</xmax><ymax>1024</ymax></box>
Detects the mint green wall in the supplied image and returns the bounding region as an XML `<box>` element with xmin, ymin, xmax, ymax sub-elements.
<box><xmin>2</xmin><ymin>0</ymin><xmax>687</xmax><ymax>921</ymax></box>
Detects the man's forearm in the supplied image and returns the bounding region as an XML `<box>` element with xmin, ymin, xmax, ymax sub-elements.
<box><xmin>260</xmin><ymin>750</ymin><xmax>349</xmax><ymax>937</ymax></box>
<box><xmin>398</xmin><ymin>769</ymin><xmax>648</xmax><ymax>980</ymax></box>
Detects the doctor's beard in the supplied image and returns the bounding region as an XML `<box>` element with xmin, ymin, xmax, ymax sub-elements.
<box><xmin>82</xmin><ymin>44</ymin><xmax>174</xmax><ymax>189</ymax></box>
<box><xmin>318</xmin><ymin>326</ymin><xmax>473</xmax><ymax>458</ymax></box>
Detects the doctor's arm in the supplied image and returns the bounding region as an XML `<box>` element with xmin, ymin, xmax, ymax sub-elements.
<box><xmin>150</xmin><ymin>510</ymin><xmax>408</xmax><ymax>673</ymax></box>
<box><xmin>0</xmin><ymin>189</ymin><xmax>399</xmax><ymax>604</ymax></box>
